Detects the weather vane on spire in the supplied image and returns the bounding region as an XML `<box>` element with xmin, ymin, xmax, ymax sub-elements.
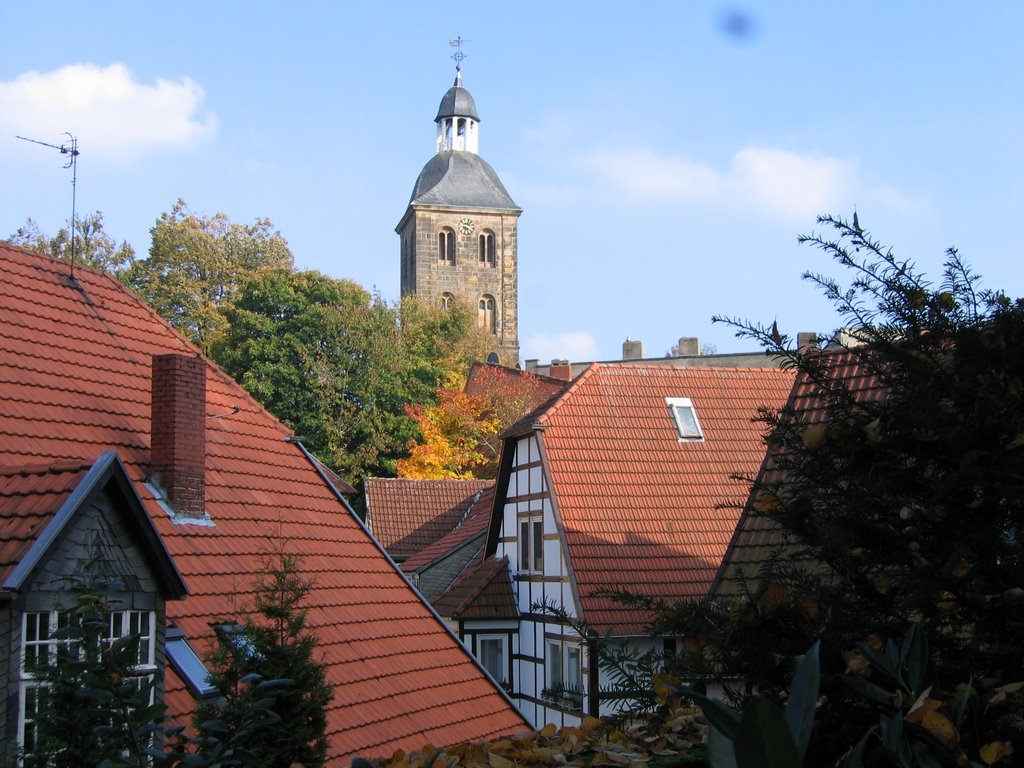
<box><xmin>448</xmin><ymin>36</ymin><xmax>470</xmax><ymax>71</ymax></box>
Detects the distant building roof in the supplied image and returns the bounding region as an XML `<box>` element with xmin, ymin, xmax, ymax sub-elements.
<box><xmin>492</xmin><ymin>363</ymin><xmax>795</xmax><ymax>635</ymax></box>
<box><xmin>401</xmin><ymin>484</ymin><xmax>495</xmax><ymax>575</ymax></box>
<box><xmin>464</xmin><ymin>361</ymin><xmax>569</xmax><ymax>406</ymax></box>
<box><xmin>0</xmin><ymin>244</ymin><xmax>528</xmax><ymax>763</ymax></box>
<box><xmin>364</xmin><ymin>477</ymin><xmax>493</xmax><ymax>561</ymax></box>
<box><xmin>434</xmin><ymin>554</ymin><xmax>517</xmax><ymax>621</ymax></box>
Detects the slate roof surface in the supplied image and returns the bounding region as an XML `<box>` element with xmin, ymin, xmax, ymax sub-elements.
<box><xmin>365</xmin><ymin>478</ymin><xmax>493</xmax><ymax>560</ymax></box>
<box><xmin>435</xmin><ymin>73</ymin><xmax>479</xmax><ymax>122</ymax></box>
<box><xmin>409</xmin><ymin>151</ymin><xmax>520</xmax><ymax>210</ymax></box>
<box><xmin>433</xmin><ymin>555</ymin><xmax>516</xmax><ymax>621</ymax></box>
<box><xmin>523</xmin><ymin>363</ymin><xmax>795</xmax><ymax>636</ymax></box>
<box><xmin>711</xmin><ymin>350</ymin><xmax>883</xmax><ymax>600</ymax></box>
<box><xmin>0</xmin><ymin>244</ymin><xmax>528</xmax><ymax>763</ymax></box>
<box><xmin>400</xmin><ymin>484</ymin><xmax>495</xmax><ymax>575</ymax></box>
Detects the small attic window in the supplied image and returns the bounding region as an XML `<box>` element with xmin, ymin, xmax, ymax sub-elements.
<box><xmin>214</xmin><ymin>622</ymin><xmax>260</xmax><ymax>662</ymax></box>
<box><xmin>166</xmin><ymin>627</ymin><xmax>217</xmax><ymax>697</ymax></box>
<box><xmin>666</xmin><ymin>397</ymin><xmax>704</xmax><ymax>441</ymax></box>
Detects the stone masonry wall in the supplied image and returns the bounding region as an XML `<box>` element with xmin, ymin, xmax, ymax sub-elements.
<box><xmin>400</xmin><ymin>206</ymin><xmax>520</xmax><ymax>365</ymax></box>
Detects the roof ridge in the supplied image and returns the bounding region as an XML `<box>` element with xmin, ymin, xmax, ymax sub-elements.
<box><xmin>534</xmin><ymin>362</ymin><xmax>604</xmax><ymax>425</ymax></box>
<box><xmin>509</xmin><ymin>362</ymin><xmax>598</xmax><ymax>434</ymax></box>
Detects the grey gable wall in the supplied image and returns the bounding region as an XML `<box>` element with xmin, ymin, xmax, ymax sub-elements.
<box><xmin>2</xmin><ymin>483</ymin><xmax>169</xmax><ymax>748</ymax></box>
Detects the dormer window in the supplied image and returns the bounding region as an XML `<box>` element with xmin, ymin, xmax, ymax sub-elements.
<box><xmin>666</xmin><ymin>397</ymin><xmax>704</xmax><ymax>441</ymax></box>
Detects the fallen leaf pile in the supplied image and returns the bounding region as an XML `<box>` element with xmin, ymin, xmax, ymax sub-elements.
<box><xmin>356</xmin><ymin>702</ymin><xmax>710</xmax><ymax>768</ymax></box>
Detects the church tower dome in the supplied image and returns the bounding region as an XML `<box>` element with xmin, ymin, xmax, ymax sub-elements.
<box><xmin>396</xmin><ymin>62</ymin><xmax>522</xmax><ymax>366</ymax></box>
<box><xmin>434</xmin><ymin>69</ymin><xmax>480</xmax><ymax>154</ymax></box>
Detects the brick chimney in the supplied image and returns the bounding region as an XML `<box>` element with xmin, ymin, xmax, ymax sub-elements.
<box><xmin>151</xmin><ymin>354</ymin><xmax>206</xmax><ymax>518</ymax></box>
<box><xmin>549</xmin><ymin>360</ymin><xmax>574</xmax><ymax>381</ymax></box>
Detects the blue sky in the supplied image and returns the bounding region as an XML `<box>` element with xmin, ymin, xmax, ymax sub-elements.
<box><xmin>2</xmin><ymin>2</ymin><xmax>1021</xmax><ymax>363</ymax></box>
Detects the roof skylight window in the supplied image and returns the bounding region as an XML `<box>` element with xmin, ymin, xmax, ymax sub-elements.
<box><xmin>666</xmin><ymin>397</ymin><xmax>704</xmax><ymax>441</ymax></box>
<box><xmin>214</xmin><ymin>622</ymin><xmax>261</xmax><ymax>662</ymax></box>
<box><xmin>166</xmin><ymin>627</ymin><xmax>217</xmax><ymax>697</ymax></box>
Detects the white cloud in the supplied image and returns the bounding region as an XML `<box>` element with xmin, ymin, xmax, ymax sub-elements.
<box><xmin>584</xmin><ymin>147</ymin><xmax>724</xmax><ymax>200</ymax></box>
<box><xmin>731</xmin><ymin>147</ymin><xmax>853</xmax><ymax>219</ymax></box>
<box><xmin>0</xmin><ymin>63</ymin><xmax>217</xmax><ymax>158</ymax></box>
<box><xmin>581</xmin><ymin>144</ymin><xmax>860</xmax><ymax>221</ymax></box>
<box><xmin>524</xmin><ymin>331</ymin><xmax>600</xmax><ymax>364</ymax></box>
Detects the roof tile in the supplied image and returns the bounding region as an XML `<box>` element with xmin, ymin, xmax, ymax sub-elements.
<box><xmin>365</xmin><ymin>478</ymin><xmax>493</xmax><ymax>559</ymax></box>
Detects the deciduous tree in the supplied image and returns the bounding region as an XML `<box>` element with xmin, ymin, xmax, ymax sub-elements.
<box><xmin>124</xmin><ymin>199</ymin><xmax>293</xmax><ymax>351</ymax></box>
<box><xmin>6</xmin><ymin>212</ymin><xmax>135</xmax><ymax>274</ymax></box>
<box><xmin>397</xmin><ymin>364</ymin><xmax>559</xmax><ymax>479</ymax></box>
<box><xmin>212</xmin><ymin>272</ymin><xmax>494</xmax><ymax>484</ymax></box>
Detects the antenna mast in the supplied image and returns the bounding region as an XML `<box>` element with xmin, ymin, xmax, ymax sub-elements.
<box><xmin>16</xmin><ymin>133</ymin><xmax>80</xmax><ymax>274</ymax></box>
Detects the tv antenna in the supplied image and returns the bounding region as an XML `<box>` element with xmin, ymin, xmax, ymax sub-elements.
<box><xmin>16</xmin><ymin>132</ymin><xmax>80</xmax><ymax>273</ymax></box>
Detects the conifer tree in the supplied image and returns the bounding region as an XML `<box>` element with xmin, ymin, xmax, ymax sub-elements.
<box><xmin>197</xmin><ymin>552</ymin><xmax>332</xmax><ymax>768</ymax></box>
<box><xmin>654</xmin><ymin>214</ymin><xmax>1024</xmax><ymax>765</ymax></box>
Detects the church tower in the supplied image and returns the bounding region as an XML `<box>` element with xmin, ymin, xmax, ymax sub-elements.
<box><xmin>396</xmin><ymin>63</ymin><xmax>522</xmax><ymax>365</ymax></box>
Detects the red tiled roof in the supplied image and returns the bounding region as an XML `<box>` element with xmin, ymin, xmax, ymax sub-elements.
<box><xmin>0</xmin><ymin>244</ymin><xmax>528</xmax><ymax>762</ymax></box>
<box><xmin>712</xmin><ymin>350</ymin><xmax>883</xmax><ymax>599</ymax></box>
<box><xmin>401</xmin><ymin>484</ymin><xmax>495</xmax><ymax>574</ymax></box>
<box><xmin>434</xmin><ymin>555</ymin><xmax>517</xmax><ymax>620</ymax></box>
<box><xmin>464</xmin><ymin>361</ymin><xmax>568</xmax><ymax>407</ymax></box>
<box><xmin>365</xmin><ymin>478</ymin><xmax>493</xmax><ymax>559</ymax></box>
<box><xmin>0</xmin><ymin>462</ymin><xmax>91</xmax><ymax>584</ymax></box>
<box><xmin>520</xmin><ymin>363</ymin><xmax>795</xmax><ymax>636</ymax></box>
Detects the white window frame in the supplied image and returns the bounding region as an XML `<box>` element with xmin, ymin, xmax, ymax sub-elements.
<box><xmin>666</xmin><ymin>397</ymin><xmax>704</xmax><ymax>441</ymax></box>
<box><xmin>518</xmin><ymin>515</ymin><xmax>543</xmax><ymax>573</ymax></box>
<box><xmin>18</xmin><ymin>608</ymin><xmax>157</xmax><ymax>755</ymax></box>
<box><xmin>545</xmin><ymin>639</ymin><xmax>583</xmax><ymax>707</ymax></box>
<box><xmin>477</xmin><ymin>634</ymin><xmax>509</xmax><ymax>687</ymax></box>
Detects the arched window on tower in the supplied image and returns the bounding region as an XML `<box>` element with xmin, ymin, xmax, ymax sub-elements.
<box><xmin>440</xmin><ymin>292</ymin><xmax>455</xmax><ymax>310</ymax></box>
<box><xmin>478</xmin><ymin>294</ymin><xmax>496</xmax><ymax>334</ymax></box>
<box><xmin>479</xmin><ymin>231</ymin><xmax>495</xmax><ymax>266</ymax></box>
<box><xmin>438</xmin><ymin>228</ymin><xmax>456</xmax><ymax>265</ymax></box>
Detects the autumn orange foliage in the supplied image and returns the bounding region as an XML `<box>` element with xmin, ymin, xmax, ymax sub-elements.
<box><xmin>397</xmin><ymin>364</ymin><xmax>565</xmax><ymax>479</ymax></box>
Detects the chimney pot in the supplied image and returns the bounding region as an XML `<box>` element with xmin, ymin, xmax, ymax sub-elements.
<box><xmin>675</xmin><ymin>337</ymin><xmax>701</xmax><ymax>356</ymax></box>
<box><xmin>622</xmin><ymin>338</ymin><xmax>644</xmax><ymax>360</ymax></box>
<box><xmin>797</xmin><ymin>332</ymin><xmax>819</xmax><ymax>352</ymax></box>
<box><xmin>549</xmin><ymin>361</ymin><xmax>574</xmax><ymax>381</ymax></box>
<box><xmin>151</xmin><ymin>354</ymin><xmax>206</xmax><ymax>518</ymax></box>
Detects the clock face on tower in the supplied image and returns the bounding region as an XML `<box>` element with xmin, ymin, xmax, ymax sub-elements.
<box><xmin>458</xmin><ymin>217</ymin><xmax>475</xmax><ymax>235</ymax></box>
